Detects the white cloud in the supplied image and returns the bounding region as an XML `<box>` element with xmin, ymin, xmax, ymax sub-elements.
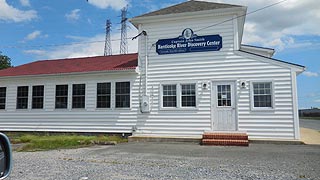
<box><xmin>65</xmin><ymin>9</ymin><xmax>81</xmax><ymax>21</ymax></box>
<box><xmin>25</xmin><ymin>30</ymin><xmax>42</xmax><ymax>41</ymax></box>
<box><xmin>20</xmin><ymin>0</ymin><xmax>30</xmax><ymax>7</ymax></box>
<box><xmin>303</xmin><ymin>71</ymin><xmax>319</xmax><ymax>77</ymax></box>
<box><xmin>0</xmin><ymin>0</ymin><xmax>37</xmax><ymax>22</ymax></box>
<box><xmin>203</xmin><ymin>0</ymin><xmax>320</xmax><ymax>51</ymax></box>
<box><xmin>87</xmin><ymin>0</ymin><xmax>128</xmax><ymax>10</ymax></box>
<box><xmin>23</xmin><ymin>49</ymin><xmax>46</xmax><ymax>56</ymax></box>
<box><xmin>26</xmin><ymin>26</ymin><xmax>138</xmax><ymax>59</ymax></box>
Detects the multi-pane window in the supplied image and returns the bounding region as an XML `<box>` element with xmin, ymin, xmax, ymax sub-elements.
<box><xmin>181</xmin><ymin>84</ymin><xmax>196</xmax><ymax>107</ymax></box>
<box><xmin>97</xmin><ymin>83</ymin><xmax>111</xmax><ymax>108</ymax></box>
<box><xmin>55</xmin><ymin>85</ymin><xmax>68</xmax><ymax>109</ymax></box>
<box><xmin>115</xmin><ymin>82</ymin><xmax>130</xmax><ymax>108</ymax></box>
<box><xmin>72</xmin><ymin>84</ymin><xmax>85</xmax><ymax>108</ymax></box>
<box><xmin>32</xmin><ymin>85</ymin><xmax>44</xmax><ymax>109</ymax></box>
<box><xmin>253</xmin><ymin>82</ymin><xmax>272</xmax><ymax>108</ymax></box>
<box><xmin>0</xmin><ymin>87</ymin><xmax>6</xmax><ymax>109</ymax></box>
<box><xmin>217</xmin><ymin>85</ymin><xmax>231</xmax><ymax>107</ymax></box>
<box><xmin>163</xmin><ymin>84</ymin><xmax>177</xmax><ymax>107</ymax></box>
<box><xmin>17</xmin><ymin>86</ymin><xmax>29</xmax><ymax>109</ymax></box>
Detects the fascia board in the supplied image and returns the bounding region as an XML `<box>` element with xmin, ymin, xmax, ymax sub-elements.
<box><xmin>234</xmin><ymin>50</ymin><xmax>305</xmax><ymax>73</ymax></box>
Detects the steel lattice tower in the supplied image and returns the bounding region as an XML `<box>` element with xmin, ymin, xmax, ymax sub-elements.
<box><xmin>120</xmin><ymin>6</ymin><xmax>128</xmax><ymax>54</ymax></box>
<box><xmin>104</xmin><ymin>19</ymin><xmax>112</xmax><ymax>56</ymax></box>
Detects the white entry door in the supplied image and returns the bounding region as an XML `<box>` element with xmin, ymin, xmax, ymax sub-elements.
<box><xmin>212</xmin><ymin>81</ymin><xmax>237</xmax><ymax>131</ymax></box>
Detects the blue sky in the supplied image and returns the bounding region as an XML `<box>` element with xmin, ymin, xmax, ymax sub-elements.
<box><xmin>0</xmin><ymin>0</ymin><xmax>319</xmax><ymax>109</ymax></box>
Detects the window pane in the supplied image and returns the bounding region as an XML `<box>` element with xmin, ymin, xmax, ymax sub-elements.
<box><xmin>55</xmin><ymin>97</ymin><xmax>68</xmax><ymax>109</ymax></box>
<box><xmin>56</xmin><ymin>85</ymin><xmax>68</xmax><ymax>109</ymax></box>
<box><xmin>97</xmin><ymin>83</ymin><xmax>111</xmax><ymax>108</ymax></box>
<box><xmin>56</xmin><ymin>85</ymin><xmax>68</xmax><ymax>96</ymax></box>
<box><xmin>253</xmin><ymin>82</ymin><xmax>272</xmax><ymax>108</ymax></box>
<box><xmin>72</xmin><ymin>96</ymin><xmax>85</xmax><ymax>108</ymax></box>
<box><xmin>115</xmin><ymin>82</ymin><xmax>130</xmax><ymax>108</ymax></box>
<box><xmin>17</xmin><ymin>86</ymin><xmax>28</xmax><ymax>109</ymax></box>
<box><xmin>217</xmin><ymin>85</ymin><xmax>231</xmax><ymax>107</ymax></box>
<box><xmin>72</xmin><ymin>84</ymin><xmax>85</xmax><ymax>108</ymax></box>
<box><xmin>32</xmin><ymin>86</ymin><xmax>44</xmax><ymax>109</ymax></box>
<box><xmin>181</xmin><ymin>84</ymin><xmax>196</xmax><ymax>107</ymax></box>
<box><xmin>0</xmin><ymin>87</ymin><xmax>6</xmax><ymax>109</ymax></box>
<box><xmin>163</xmin><ymin>85</ymin><xmax>177</xmax><ymax>107</ymax></box>
<box><xmin>163</xmin><ymin>96</ymin><xmax>176</xmax><ymax>107</ymax></box>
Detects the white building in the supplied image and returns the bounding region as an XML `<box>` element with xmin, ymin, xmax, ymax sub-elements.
<box><xmin>0</xmin><ymin>1</ymin><xmax>304</xmax><ymax>140</ymax></box>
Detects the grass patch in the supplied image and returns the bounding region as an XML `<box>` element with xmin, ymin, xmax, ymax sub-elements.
<box><xmin>6</xmin><ymin>132</ymin><xmax>127</xmax><ymax>152</ymax></box>
<box><xmin>300</xmin><ymin>117</ymin><xmax>320</xmax><ymax>120</ymax></box>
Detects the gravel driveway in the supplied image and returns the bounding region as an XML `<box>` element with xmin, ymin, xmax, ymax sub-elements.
<box><xmin>7</xmin><ymin>143</ymin><xmax>320</xmax><ymax>180</ymax></box>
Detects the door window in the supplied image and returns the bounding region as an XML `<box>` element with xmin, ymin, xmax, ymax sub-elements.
<box><xmin>217</xmin><ymin>85</ymin><xmax>231</xmax><ymax>107</ymax></box>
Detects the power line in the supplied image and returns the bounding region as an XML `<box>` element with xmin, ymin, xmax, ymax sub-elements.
<box><xmin>195</xmin><ymin>0</ymin><xmax>288</xmax><ymax>32</ymax></box>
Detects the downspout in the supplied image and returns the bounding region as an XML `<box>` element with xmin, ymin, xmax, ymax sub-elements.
<box><xmin>144</xmin><ymin>31</ymin><xmax>148</xmax><ymax>96</ymax></box>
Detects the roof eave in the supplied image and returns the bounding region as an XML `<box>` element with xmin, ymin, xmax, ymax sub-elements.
<box><xmin>235</xmin><ymin>50</ymin><xmax>305</xmax><ymax>73</ymax></box>
<box><xmin>240</xmin><ymin>44</ymin><xmax>275</xmax><ymax>57</ymax></box>
<box><xmin>0</xmin><ymin>68</ymin><xmax>137</xmax><ymax>80</ymax></box>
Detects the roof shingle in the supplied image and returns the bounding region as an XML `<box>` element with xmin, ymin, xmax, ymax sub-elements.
<box><xmin>0</xmin><ymin>53</ymin><xmax>138</xmax><ymax>77</ymax></box>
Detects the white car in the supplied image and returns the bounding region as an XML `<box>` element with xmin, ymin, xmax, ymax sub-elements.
<box><xmin>0</xmin><ymin>133</ymin><xmax>12</xmax><ymax>180</ymax></box>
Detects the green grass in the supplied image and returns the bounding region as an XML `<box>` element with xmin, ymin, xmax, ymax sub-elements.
<box><xmin>300</xmin><ymin>117</ymin><xmax>320</xmax><ymax>120</ymax></box>
<box><xmin>6</xmin><ymin>133</ymin><xmax>127</xmax><ymax>152</ymax></box>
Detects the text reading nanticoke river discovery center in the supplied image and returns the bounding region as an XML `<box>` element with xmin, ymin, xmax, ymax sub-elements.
<box><xmin>156</xmin><ymin>30</ymin><xmax>222</xmax><ymax>55</ymax></box>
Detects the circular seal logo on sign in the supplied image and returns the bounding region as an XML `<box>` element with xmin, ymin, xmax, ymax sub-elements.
<box><xmin>182</xmin><ymin>28</ymin><xmax>193</xmax><ymax>39</ymax></box>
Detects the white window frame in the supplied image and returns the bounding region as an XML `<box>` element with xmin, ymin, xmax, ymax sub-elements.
<box><xmin>0</xmin><ymin>87</ymin><xmax>6</xmax><ymax>110</ymax></box>
<box><xmin>115</xmin><ymin>81</ymin><xmax>131</xmax><ymax>109</ymax></box>
<box><xmin>160</xmin><ymin>82</ymin><xmax>198</xmax><ymax>110</ymax></box>
<box><xmin>250</xmin><ymin>81</ymin><xmax>275</xmax><ymax>111</ymax></box>
<box><xmin>96</xmin><ymin>82</ymin><xmax>112</xmax><ymax>109</ymax></box>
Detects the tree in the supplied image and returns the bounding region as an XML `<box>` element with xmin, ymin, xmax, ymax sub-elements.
<box><xmin>0</xmin><ymin>52</ymin><xmax>12</xmax><ymax>70</ymax></box>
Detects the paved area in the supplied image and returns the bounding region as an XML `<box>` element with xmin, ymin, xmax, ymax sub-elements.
<box><xmin>7</xmin><ymin>143</ymin><xmax>320</xmax><ymax>180</ymax></box>
<box><xmin>300</xmin><ymin>119</ymin><xmax>320</xmax><ymax>131</ymax></box>
<box><xmin>300</xmin><ymin>128</ymin><xmax>320</xmax><ymax>145</ymax></box>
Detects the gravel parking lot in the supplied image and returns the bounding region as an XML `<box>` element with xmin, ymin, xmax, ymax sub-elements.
<box><xmin>7</xmin><ymin>143</ymin><xmax>320</xmax><ymax>180</ymax></box>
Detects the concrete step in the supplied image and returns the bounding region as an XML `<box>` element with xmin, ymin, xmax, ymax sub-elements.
<box><xmin>202</xmin><ymin>132</ymin><xmax>248</xmax><ymax>140</ymax></box>
<box><xmin>201</xmin><ymin>139</ymin><xmax>249</xmax><ymax>146</ymax></box>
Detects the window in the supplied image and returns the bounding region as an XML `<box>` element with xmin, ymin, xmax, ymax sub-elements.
<box><xmin>17</xmin><ymin>86</ymin><xmax>29</xmax><ymax>109</ymax></box>
<box><xmin>97</xmin><ymin>83</ymin><xmax>111</xmax><ymax>108</ymax></box>
<box><xmin>217</xmin><ymin>85</ymin><xmax>231</xmax><ymax>107</ymax></box>
<box><xmin>252</xmin><ymin>82</ymin><xmax>273</xmax><ymax>108</ymax></box>
<box><xmin>115</xmin><ymin>82</ymin><xmax>130</xmax><ymax>108</ymax></box>
<box><xmin>72</xmin><ymin>84</ymin><xmax>85</xmax><ymax>109</ymax></box>
<box><xmin>163</xmin><ymin>84</ymin><xmax>177</xmax><ymax>107</ymax></box>
<box><xmin>55</xmin><ymin>85</ymin><xmax>68</xmax><ymax>109</ymax></box>
<box><xmin>32</xmin><ymin>85</ymin><xmax>44</xmax><ymax>109</ymax></box>
<box><xmin>181</xmin><ymin>84</ymin><xmax>196</xmax><ymax>107</ymax></box>
<box><xmin>0</xmin><ymin>87</ymin><xmax>6</xmax><ymax>109</ymax></box>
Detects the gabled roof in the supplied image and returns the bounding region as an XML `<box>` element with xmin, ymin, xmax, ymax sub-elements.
<box><xmin>0</xmin><ymin>53</ymin><xmax>138</xmax><ymax>77</ymax></box>
<box><xmin>134</xmin><ymin>0</ymin><xmax>242</xmax><ymax>18</ymax></box>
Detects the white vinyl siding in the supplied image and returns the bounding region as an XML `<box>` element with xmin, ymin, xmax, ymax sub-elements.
<box><xmin>135</xmin><ymin>14</ymin><xmax>297</xmax><ymax>139</ymax></box>
<box><xmin>0</xmin><ymin>72</ymin><xmax>138</xmax><ymax>133</ymax></box>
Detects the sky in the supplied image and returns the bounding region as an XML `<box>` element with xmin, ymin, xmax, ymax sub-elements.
<box><xmin>0</xmin><ymin>0</ymin><xmax>319</xmax><ymax>109</ymax></box>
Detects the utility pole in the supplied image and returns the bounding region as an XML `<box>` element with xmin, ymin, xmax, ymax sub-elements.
<box><xmin>120</xmin><ymin>6</ymin><xmax>128</xmax><ymax>54</ymax></box>
<box><xmin>104</xmin><ymin>19</ymin><xmax>112</xmax><ymax>56</ymax></box>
